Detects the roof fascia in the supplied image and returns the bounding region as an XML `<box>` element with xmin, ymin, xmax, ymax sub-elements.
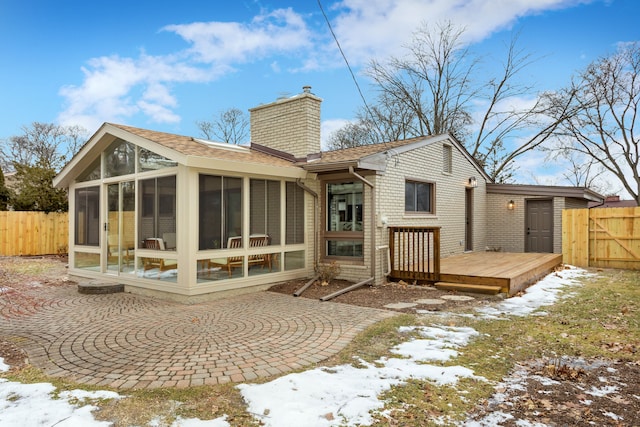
<box><xmin>487</xmin><ymin>183</ymin><xmax>604</xmax><ymax>202</ymax></box>
<box><xmin>186</xmin><ymin>156</ymin><xmax>308</xmax><ymax>178</ymax></box>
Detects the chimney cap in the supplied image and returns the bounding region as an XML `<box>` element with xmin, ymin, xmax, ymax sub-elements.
<box><xmin>302</xmin><ymin>85</ymin><xmax>312</xmax><ymax>93</ymax></box>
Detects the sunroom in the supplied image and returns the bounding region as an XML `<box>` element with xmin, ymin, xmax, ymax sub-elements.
<box><xmin>54</xmin><ymin>123</ymin><xmax>313</xmax><ymax>301</ymax></box>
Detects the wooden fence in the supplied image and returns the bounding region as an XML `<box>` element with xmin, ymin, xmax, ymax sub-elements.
<box><xmin>563</xmin><ymin>206</ymin><xmax>640</xmax><ymax>269</ymax></box>
<box><xmin>0</xmin><ymin>211</ymin><xmax>69</xmax><ymax>256</ymax></box>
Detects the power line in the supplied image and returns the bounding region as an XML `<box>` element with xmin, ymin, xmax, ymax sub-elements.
<box><xmin>317</xmin><ymin>0</ymin><xmax>384</xmax><ymax>143</ymax></box>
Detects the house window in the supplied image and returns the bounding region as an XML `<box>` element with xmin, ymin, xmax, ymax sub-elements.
<box><xmin>77</xmin><ymin>158</ymin><xmax>101</xmax><ymax>182</ymax></box>
<box><xmin>138</xmin><ymin>148</ymin><xmax>177</xmax><ymax>172</ymax></box>
<box><xmin>250</xmin><ymin>179</ymin><xmax>280</xmax><ymax>245</ymax></box>
<box><xmin>74</xmin><ymin>186</ymin><xmax>100</xmax><ymax>246</ymax></box>
<box><xmin>138</xmin><ymin>176</ymin><xmax>176</xmax><ymax>247</ymax></box>
<box><xmin>443</xmin><ymin>144</ymin><xmax>452</xmax><ymax>174</ymax></box>
<box><xmin>286</xmin><ymin>182</ymin><xmax>305</xmax><ymax>245</ymax></box>
<box><xmin>199</xmin><ymin>175</ymin><xmax>242</xmax><ymax>250</ymax></box>
<box><xmin>105</xmin><ymin>139</ymin><xmax>136</xmax><ymax>177</ymax></box>
<box><xmin>405</xmin><ymin>180</ymin><xmax>434</xmax><ymax>213</ymax></box>
<box><xmin>325</xmin><ymin>181</ymin><xmax>363</xmax><ymax>258</ymax></box>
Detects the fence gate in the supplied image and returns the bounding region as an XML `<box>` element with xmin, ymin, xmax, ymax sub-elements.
<box><xmin>563</xmin><ymin>207</ymin><xmax>640</xmax><ymax>269</ymax></box>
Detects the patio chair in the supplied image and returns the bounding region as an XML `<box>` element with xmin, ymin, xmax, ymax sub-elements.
<box><xmin>248</xmin><ymin>234</ymin><xmax>271</xmax><ymax>271</ymax></box>
<box><xmin>207</xmin><ymin>236</ymin><xmax>244</xmax><ymax>277</ymax></box>
<box><xmin>142</xmin><ymin>238</ymin><xmax>177</xmax><ymax>277</ymax></box>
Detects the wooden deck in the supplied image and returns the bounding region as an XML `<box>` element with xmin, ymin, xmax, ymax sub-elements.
<box><xmin>437</xmin><ymin>252</ymin><xmax>563</xmax><ymax>295</ymax></box>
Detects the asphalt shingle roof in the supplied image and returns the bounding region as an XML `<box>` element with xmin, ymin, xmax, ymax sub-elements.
<box><xmin>111</xmin><ymin>123</ymin><xmax>299</xmax><ymax>168</ymax></box>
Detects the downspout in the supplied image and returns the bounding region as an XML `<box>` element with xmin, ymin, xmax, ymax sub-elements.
<box><xmin>296</xmin><ymin>179</ymin><xmax>318</xmax><ymax>272</ymax></box>
<box><xmin>349</xmin><ymin>166</ymin><xmax>376</xmax><ymax>280</ymax></box>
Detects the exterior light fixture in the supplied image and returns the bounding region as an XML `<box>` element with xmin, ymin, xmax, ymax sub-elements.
<box><xmin>508</xmin><ymin>200</ymin><xmax>515</xmax><ymax>210</ymax></box>
<box><xmin>468</xmin><ymin>177</ymin><xmax>478</xmax><ymax>188</ymax></box>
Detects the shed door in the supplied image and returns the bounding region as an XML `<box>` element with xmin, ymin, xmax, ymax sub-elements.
<box><xmin>525</xmin><ymin>199</ymin><xmax>553</xmax><ymax>253</ymax></box>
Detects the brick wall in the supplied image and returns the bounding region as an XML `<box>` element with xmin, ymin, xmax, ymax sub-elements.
<box><xmin>486</xmin><ymin>195</ymin><xmax>588</xmax><ymax>254</ymax></box>
<box><xmin>375</xmin><ymin>139</ymin><xmax>488</xmax><ymax>259</ymax></box>
<box><xmin>249</xmin><ymin>90</ymin><xmax>322</xmax><ymax>158</ymax></box>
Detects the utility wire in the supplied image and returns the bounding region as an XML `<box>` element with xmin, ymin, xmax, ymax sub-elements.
<box><xmin>317</xmin><ymin>0</ymin><xmax>386</xmax><ymax>144</ymax></box>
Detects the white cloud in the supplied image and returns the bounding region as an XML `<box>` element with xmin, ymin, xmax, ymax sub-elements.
<box><xmin>321</xmin><ymin>118</ymin><xmax>351</xmax><ymax>149</ymax></box>
<box><xmin>58</xmin><ymin>8</ymin><xmax>311</xmax><ymax>130</ymax></box>
<box><xmin>329</xmin><ymin>0</ymin><xmax>591</xmax><ymax>64</ymax></box>
<box><xmin>164</xmin><ymin>8</ymin><xmax>312</xmax><ymax>64</ymax></box>
<box><xmin>56</xmin><ymin>1</ymin><xmax>592</xmax><ymax>133</ymax></box>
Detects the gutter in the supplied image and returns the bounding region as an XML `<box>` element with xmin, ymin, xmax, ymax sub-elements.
<box><xmin>349</xmin><ymin>166</ymin><xmax>376</xmax><ymax>280</ymax></box>
<box><xmin>296</xmin><ymin>179</ymin><xmax>319</xmax><ymax>273</ymax></box>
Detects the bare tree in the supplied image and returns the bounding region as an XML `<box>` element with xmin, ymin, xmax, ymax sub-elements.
<box><xmin>349</xmin><ymin>21</ymin><xmax>578</xmax><ymax>182</ymax></box>
<box><xmin>366</xmin><ymin>21</ymin><xmax>476</xmax><ymax>140</ymax></box>
<box><xmin>0</xmin><ymin>122</ymin><xmax>87</xmax><ymax>172</ymax></box>
<box><xmin>196</xmin><ymin>107</ymin><xmax>249</xmax><ymax>144</ymax></box>
<box><xmin>327</xmin><ymin>92</ymin><xmax>418</xmax><ymax>150</ymax></box>
<box><xmin>0</xmin><ymin>122</ymin><xmax>87</xmax><ymax>212</ymax></box>
<box><xmin>543</xmin><ymin>140</ymin><xmax>612</xmax><ymax>194</ymax></box>
<box><xmin>554</xmin><ymin>43</ymin><xmax>640</xmax><ymax>205</ymax></box>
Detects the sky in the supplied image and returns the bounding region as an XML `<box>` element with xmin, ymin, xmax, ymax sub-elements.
<box><xmin>0</xmin><ymin>0</ymin><xmax>638</xmax><ymax>189</ymax></box>
<box><xmin>0</xmin><ymin>267</ymin><xmax>590</xmax><ymax>426</ymax></box>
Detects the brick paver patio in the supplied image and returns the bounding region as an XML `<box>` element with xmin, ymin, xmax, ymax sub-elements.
<box><xmin>1</xmin><ymin>286</ymin><xmax>393</xmax><ymax>389</ymax></box>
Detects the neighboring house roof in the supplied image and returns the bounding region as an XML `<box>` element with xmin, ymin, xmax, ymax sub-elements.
<box><xmin>588</xmin><ymin>195</ymin><xmax>638</xmax><ymax>208</ymax></box>
<box><xmin>3</xmin><ymin>171</ymin><xmax>18</xmax><ymax>191</ymax></box>
<box><xmin>487</xmin><ymin>183</ymin><xmax>604</xmax><ymax>203</ymax></box>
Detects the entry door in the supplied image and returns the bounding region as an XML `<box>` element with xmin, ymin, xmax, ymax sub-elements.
<box><xmin>526</xmin><ymin>199</ymin><xmax>553</xmax><ymax>253</ymax></box>
<box><xmin>106</xmin><ymin>181</ymin><xmax>135</xmax><ymax>274</ymax></box>
<box><xmin>465</xmin><ymin>188</ymin><xmax>473</xmax><ymax>251</ymax></box>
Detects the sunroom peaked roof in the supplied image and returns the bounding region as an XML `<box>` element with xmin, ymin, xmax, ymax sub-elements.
<box><xmin>111</xmin><ymin>124</ymin><xmax>299</xmax><ymax>168</ymax></box>
<box><xmin>55</xmin><ymin>123</ymin><xmax>305</xmax><ymax>188</ymax></box>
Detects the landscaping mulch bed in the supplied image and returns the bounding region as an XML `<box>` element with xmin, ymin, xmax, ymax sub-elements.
<box><xmin>267</xmin><ymin>278</ymin><xmax>503</xmax><ymax>313</ymax></box>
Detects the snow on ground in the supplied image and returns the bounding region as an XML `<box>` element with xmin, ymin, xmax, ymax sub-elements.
<box><xmin>475</xmin><ymin>266</ymin><xmax>588</xmax><ymax>318</ymax></box>
<box><xmin>0</xmin><ymin>266</ymin><xmax>587</xmax><ymax>427</ymax></box>
<box><xmin>238</xmin><ymin>325</ymin><xmax>484</xmax><ymax>427</ymax></box>
<box><xmin>0</xmin><ymin>377</ymin><xmax>120</xmax><ymax>426</ymax></box>
<box><xmin>0</xmin><ymin>363</ymin><xmax>230</xmax><ymax>427</ymax></box>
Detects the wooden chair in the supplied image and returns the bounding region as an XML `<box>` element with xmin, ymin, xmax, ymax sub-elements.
<box><xmin>142</xmin><ymin>238</ymin><xmax>177</xmax><ymax>278</ymax></box>
<box><xmin>208</xmin><ymin>236</ymin><xmax>244</xmax><ymax>277</ymax></box>
<box><xmin>248</xmin><ymin>234</ymin><xmax>271</xmax><ymax>270</ymax></box>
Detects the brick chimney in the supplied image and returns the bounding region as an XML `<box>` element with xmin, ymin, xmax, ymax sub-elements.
<box><xmin>249</xmin><ymin>86</ymin><xmax>322</xmax><ymax>159</ymax></box>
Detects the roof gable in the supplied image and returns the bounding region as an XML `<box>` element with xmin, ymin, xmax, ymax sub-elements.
<box><xmin>54</xmin><ymin>123</ymin><xmax>304</xmax><ymax>188</ymax></box>
<box><xmin>304</xmin><ymin>133</ymin><xmax>492</xmax><ymax>182</ymax></box>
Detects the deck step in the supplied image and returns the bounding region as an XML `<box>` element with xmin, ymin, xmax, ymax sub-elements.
<box><xmin>435</xmin><ymin>282</ymin><xmax>503</xmax><ymax>295</ymax></box>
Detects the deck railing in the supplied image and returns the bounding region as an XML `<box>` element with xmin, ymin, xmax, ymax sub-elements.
<box><xmin>388</xmin><ymin>226</ymin><xmax>440</xmax><ymax>283</ymax></box>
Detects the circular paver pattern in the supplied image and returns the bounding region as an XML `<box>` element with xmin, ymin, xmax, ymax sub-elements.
<box><xmin>0</xmin><ymin>287</ymin><xmax>393</xmax><ymax>389</ymax></box>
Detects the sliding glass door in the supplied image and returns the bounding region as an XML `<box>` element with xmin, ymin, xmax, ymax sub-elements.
<box><xmin>106</xmin><ymin>181</ymin><xmax>135</xmax><ymax>274</ymax></box>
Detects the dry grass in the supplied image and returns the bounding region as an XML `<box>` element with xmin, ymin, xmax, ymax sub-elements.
<box><xmin>367</xmin><ymin>268</ymin><xmax>640</xmax><ymax>426</ymax></box>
